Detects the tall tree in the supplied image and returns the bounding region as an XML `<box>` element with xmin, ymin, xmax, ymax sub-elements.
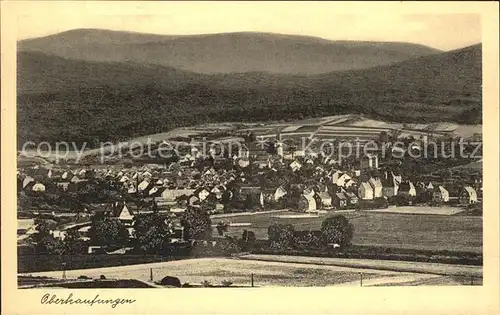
<box><xmin>181</xmin><ymin>206</ymin><xmax>212</xmax><ymax>240</ymax></box>
<box><xmin>88</xmin><ymin>217</ymin><xmax>129</xmax><ymax>247</ymax></box>
<box><xmin>133</xmin><ymin>213</ymin><xmax>172</xmax><ymax>252</ymax></box>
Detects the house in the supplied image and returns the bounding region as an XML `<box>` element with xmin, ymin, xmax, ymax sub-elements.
<box><xmin>368</xmin><ymin>177</ymin><xmax>383</xmax><ymax>198</ymax></box>
<box><xmin>61</xmin><ymin>171</ymin><xmax>70</xmax><ymax>180</ymax></box>
<box><xmin>358</xmin><ymin>182</ymin><xmax>374</xmax><ymax>200</ymax></box>
<box><xmin>147</xmin><ymin>187</ymin><xmax>167</xmax><ymax>206</ymax></box>
<box><xmin>238</xmin><ymin>145</ymin><xmax>250</xmax><ymax>158</ymax></box>
<box><xmin>32</xmin><ymin>182</ymin><xmax>46</xmax><ymax>192</ymax></box>
<box><xmin>336</xmin><ymin>173</ymin><xmax>352</xmax><ymax>187</ymax></box>
<box><xmin>331</xmin><ymin>170</ymin><xmax>342</xmax><ymax>184</ymax></box>
<box><xmin>360</xmin><ymin>154</ymin><xmax>379</xmax><ymax>169</ymax></box>
<box><xmin>297</xmin><ymin>195</ymin><xmax>317</xmax><ymax>212</ymax></box>
<box><xmin>318</xmin><ymin>191</ymin><xmax>332</xmax><ymax>209</ymax></box>
<box><xmin>305</xmin><ymin>158</ymin><xmax>314</xmax><ymax>165</ymax></box>
<box><xmin>214</xmin><ymin>203</ymin><xmax>225</xmax><ymax>213</ymax></box>
<box><xmin>188</xmin><ymin>195</ymin><xmax>200</xmax><ymax>207</ymax></box>
<box><xmin>382</xmin><ymin>171</ymin><xmax>402</xmax><ymax>197</ymax></box>
<box><xmin>210</xmin><ymin>187</ymin><xmax>223</xmax><ymax>200</ymax></box>
<box><xmin>398</xmin><ymin>182</ymin><xmax>417</xmax><ymax>197</ymax></box>
<box><xmin>293</xmin><ymin>150</ymin><xmax>306</xmax><ymax>158</ymax></box>
<box><xmin>22</xmin><ymin>176</ymin><xmax>35</xmax><ymax>189</ymax></box>
<box><xmin>137</xmin><ymin>179</ymin><xmax>151</xmax><ymax>192</ymax></box>
<box><xmin>51</xmin><ymin>230</ymin><xmax>67</xmax><ymax>240</ymax></box>
<box><xmin>119</xmin><ymin>176</ymin><xmax>130</xmax><ymax>183</ymax></box>
<box><xmin>70</xmin><ymin>175</ymin><xmax>85</xmax><ymax>184</ymax></box>
<box><xmin>290</xmin><ymin>160</ymin><xmax>302</xmax><ymax>172</ymax></box>
<box><xmin>197</xmin><ymin>188</ymin><xmax>211</xmax><ymax>201</ymax></box>
<box><xmin>57</xmin><ymin>181</ymin><xmax>70</xmax><ymax>192</ymax></box>
<box><xmin>127</xmin><ymin>184</ymin><xmax>137</xmax><ymax>194</ymax></box>
<box><xmin>345</xmin><ymin>192</ymin><xmax>359</xmax><ymax>206</ymax></box>
<box><xmin>148</xmin><ymin>186</ymin><xmax>162</xmax><ymax>196</ymax></box>
<box><xmin>344</xmin><ymin>179</ymin><xmax>356</xmax><ymax>188</ymax></box>
<box><xmin>161</xmin><ymin>189</ymin><xmax>196</xmax><ymax>203</ymax></box>
<box><xmin>237</xmin><ymin>158</ymin><xmax>250</xmax><ymax>168</ymax></box>
<box><xmin>459</xmin><ymin>186</ymin><xmax>478</xmax><ymax>205</ymax></box>
<box><xmin>110</xmin><ymin>202</ymin><xmax>135</xmax><ymax>226</ymax></box>
<box><xmin>432</xmin><ymin>186</ymin><xmax>450</xmax><ymax>203</ymax></box>
<box><xmin>302</xmin><ymin>187</ymin><xmax>315</xmax><ymax>198</ymax></box>
<box><xmin>332</xmin><ymin>192</ymin><xmax>348</xmax><ymax>209</ymax></box>
<box><xmin>274</xmin><ymin>186</ymin><xmax>288</xmax><ymax>201</ymax></box>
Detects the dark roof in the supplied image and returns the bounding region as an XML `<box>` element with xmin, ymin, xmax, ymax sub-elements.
<box><xmin>240</xmin><ymin>186</ymin><xmax>262</xmax><ymax>195</ymax></box>
<box><xmin>150</xmin><ymin>186</ymin><xmax>167</xmax><ymax>198</ymax></box>
<box><xmin>399</xmin><ymin>182</ymin><xmax>412</xmax><ymax>191</ymax></box>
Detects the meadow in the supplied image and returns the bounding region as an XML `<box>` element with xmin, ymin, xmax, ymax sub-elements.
<box><xmin>213</xmin><ymin>210</ymin><xmax>483</xmax><ymax>254</ymax></box>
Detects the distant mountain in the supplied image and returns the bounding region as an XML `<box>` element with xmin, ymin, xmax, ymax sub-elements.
<box><xmin>17</xmin><ymin>44</ymin><xmax>481</xmax><ymax>146</ymax></box>
<box><xmin>18</xmin><ymin>29</ymin><xmax>442</xmax><ymax>74</ymax></box>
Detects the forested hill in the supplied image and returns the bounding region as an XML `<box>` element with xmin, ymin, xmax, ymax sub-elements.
<box><xmin>18</xmin><ymin>29</ymin><xmax>442</xmax><ymax>75</ymax></box>
<box><xmin>17</xmin><ymin>44</ymin><xmax>481</xmax><ymax>146</ymax></box>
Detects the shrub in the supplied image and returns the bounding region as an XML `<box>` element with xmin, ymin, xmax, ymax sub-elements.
<box><xmin>160</xmin><ymin>276</ymin><xmax>182</xmax><ymax>287</ymax></box>
<box><xmin>201</xmin><ymin>280</ymin><xmax>212</xmax><ymax>287</ymax></box>
<box><xmin>221</xmin><ymin>280</ymin><xmax>233</xmax><ymax>287</ymax></box>
<box><xmin>320</xmin><ymin>215</ymin><xmax>354</xmax><ymax>248</ymax></box>
<box><xmin>268</xmin><ymin>224</ymin><xmax>296</xmax><ymax>249</ymax></box>
<box><xmin>240</xmin><ymin>230</ymin><xmax>257</xmax><ymax>251</ymax></box>
<box><xmin>216</xmin><ymin>222</ymin><xmax>229</xmax><ymax>236</ymax></box>
<box><xmin>215</xmin><ymin>237</ymin><xmax>241</xmax><ymax>255</ymax></box>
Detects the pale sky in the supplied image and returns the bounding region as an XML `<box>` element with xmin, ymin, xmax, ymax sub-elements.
<box><xmin>12</xmin><ymin>2</ymin><xmax>482</xmax><ymax>51</ymax></box>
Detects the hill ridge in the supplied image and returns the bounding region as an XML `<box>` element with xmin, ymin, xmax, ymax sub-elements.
<box><xmin>18</xmin><ymin>28</ymin><xmax>442</xmax><ymax>75</ymax></box>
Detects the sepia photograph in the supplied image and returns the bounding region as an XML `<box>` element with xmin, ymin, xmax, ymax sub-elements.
<box><xmin>2</xmin><ymin>2</ymin><xmax>499</xmax><ymax>314</ymax></box>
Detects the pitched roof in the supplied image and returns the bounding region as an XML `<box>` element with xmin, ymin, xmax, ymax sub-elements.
<box><xmin>335</xmin><ymin>192</ymin><xmax>347</xmax><ymax>200</ymax></box>
<box><xmin>111</xmin><ymin>202</ymin><xmax>135</xmax><ymax>218</ymax></box>
<box><xmin>359</xmin><ymin>182</ymin><xmax>372</xmax><ymax>190</ymax></box>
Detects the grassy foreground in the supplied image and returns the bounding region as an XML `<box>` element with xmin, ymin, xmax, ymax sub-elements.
<box><xmin>214</xmin><ymin>211</ymin><xmax>482</xmax><ymax>253</ymax></box>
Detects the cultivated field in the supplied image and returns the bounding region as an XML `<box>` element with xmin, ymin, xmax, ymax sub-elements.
<box><xmin>212</xmin><ymin>210</ymin><xmax>482</xmax><ymax>253</ymax></box>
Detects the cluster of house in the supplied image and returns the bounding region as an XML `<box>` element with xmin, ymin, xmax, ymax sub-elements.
<box><xmin>17</xmin><ymin>146</ymin><xmax>481</xmax><ymax>216</ymax></box>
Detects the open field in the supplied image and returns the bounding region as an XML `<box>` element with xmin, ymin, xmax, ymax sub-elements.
<box><xmin>212</xmin><ymin>210</ymin><xmax>482</xmax><ymax>253</ymax></box>
<box><xmin>18</xmin><ymin>257</ymin><xmax>450</xmax><ymax>287</ymax></box>
<box><xmin>20</xmin><ymin>256</ymin><xmax>481</xmax><ymax>287</ymax></box>
<box><xmin>239</xmin><ymin>255</ymin><xmax>482</xmax><ymax>277</ymax></box>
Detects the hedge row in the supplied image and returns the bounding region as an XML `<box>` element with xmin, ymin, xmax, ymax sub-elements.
<box><xmin>251</xmin><ymin>247</ymin><xmax>482</xmax><ymax>266</ymax></box>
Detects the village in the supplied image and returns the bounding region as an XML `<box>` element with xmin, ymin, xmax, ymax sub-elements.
<box><xmin>17</xmin><ymin>119</ymin><xmax>483</xmax><ymax>260</ymax></box>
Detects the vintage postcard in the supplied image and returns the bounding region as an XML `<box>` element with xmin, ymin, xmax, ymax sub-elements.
<box><xmin>1</xmin><ymin>1</ymin><xmax>499</xmax><ymax>315</ymax></box>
